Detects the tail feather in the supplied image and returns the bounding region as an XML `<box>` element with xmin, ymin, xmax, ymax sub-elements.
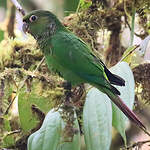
<box><xmin>106</xmin><ymin>90</ymin><xmax>146</xmax><ymax>130</ymax></box>
<box><xmin>110</xmin><ymin>85</ymin><xmax>121</xmax><ymax>96</ymax></box>
<box><xmin>104</xmin><ymin>67</ymin><xmax>125</xmax><ymax>86</ymax></box>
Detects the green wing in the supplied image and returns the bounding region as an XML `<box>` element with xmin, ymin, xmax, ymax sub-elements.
<box><xmin>50</xmin><ymin>31</ymin><xmax>111</xmax><ymax>90</ymax></box>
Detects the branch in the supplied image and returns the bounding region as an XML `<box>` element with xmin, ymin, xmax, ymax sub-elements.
<box><xmin>10</xmin><ymin>0</ymin><xmax>26</xmax><ymax>16</ymax></box>
<box><xmin>18</xmin><ymin>57</ymin><xmax>45</xmax><ymax>91</ymax></box>
<box><xmin>122</xmin><ymin>140</ymin><xmax>150</xmax><ymax>150</ymax></box>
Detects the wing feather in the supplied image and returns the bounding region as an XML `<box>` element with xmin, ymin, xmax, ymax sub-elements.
<box><xmin>50</xmin><ymin>31</ymin><xmax>117</xmax><ymax>92</ymax></box>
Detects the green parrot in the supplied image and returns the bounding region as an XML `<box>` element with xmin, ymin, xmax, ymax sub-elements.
<box><xmin>22</xmin><ymin>10</ymin><xmax>145</xmax><ymax>129</ymax></box>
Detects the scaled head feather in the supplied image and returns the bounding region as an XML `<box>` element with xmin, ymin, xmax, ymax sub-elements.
<box><xmin>23</xmin><ymin>10</ymin><xmax>63</xmax><ymax>39</ymax></box>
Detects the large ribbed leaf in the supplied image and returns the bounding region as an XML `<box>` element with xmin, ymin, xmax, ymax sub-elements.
<box><xmin>83</xmin><ymin>88</ymin><xmax>112</xmax><ymax>150</ymax></box>
<box><xmin>28</xmin><ymin>109</ymin><xmax>80</xmax><ymax>150</ymax></box>
<box><xmin>139</xmin><ymin>35</ymin><xmax>150</xmax><ymax>57</ymax></box>
<box><xmin>110</xmin><ymin>62</ymin><xmax>135</xmax><ymax>144</ymax></box>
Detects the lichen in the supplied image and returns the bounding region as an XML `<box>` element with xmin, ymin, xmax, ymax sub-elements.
<box><xmin>133</xmin><ymin>63</ymin><xmax>150</xmax><ymax>105</ymax></box>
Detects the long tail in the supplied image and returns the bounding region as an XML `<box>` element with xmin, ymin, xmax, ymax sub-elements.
<box><xmin>105</xmin><ymin>89</ymin><xmax>146</xmax><ymax>130</ymax></box>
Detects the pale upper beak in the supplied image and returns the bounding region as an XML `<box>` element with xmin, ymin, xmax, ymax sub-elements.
<box><xmin>22</xmin><ymin>22</ymin><xmax>29</xmax><ymax>33</ymax></box>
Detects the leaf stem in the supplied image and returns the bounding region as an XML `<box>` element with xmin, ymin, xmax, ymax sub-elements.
<box><xmin>120</xmin><ymin>45</ymin><xmax>140</xmax><ymax>62</ymax></box>
<box><xmin>33</xmin><ymin>57</ymin><xmax>45</xmax><ymax>74</ymax></box>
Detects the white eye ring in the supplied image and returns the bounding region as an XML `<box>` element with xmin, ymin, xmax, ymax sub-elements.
<box><xmin>29</xmin><ymin>15</ymin><xmax>38</xmax><ymax>22</ymax></box>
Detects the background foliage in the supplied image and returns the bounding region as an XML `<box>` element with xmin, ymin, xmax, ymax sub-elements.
<box><xmin>0</xmin><ymin>0</ymin><xmax>150</xmax><ymax>150</ymax></box>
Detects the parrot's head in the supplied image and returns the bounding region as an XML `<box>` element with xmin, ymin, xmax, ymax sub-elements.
<box><xmin>22</xmin><ymin>10</ymin><xmax>62</xmax><ymax>39</ymax></box>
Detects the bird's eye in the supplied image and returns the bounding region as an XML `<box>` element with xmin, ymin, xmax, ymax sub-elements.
<box><xmin>29</xmin><ymin>15</ymin><xmax>38</xmax><ymax>22</ymax></box>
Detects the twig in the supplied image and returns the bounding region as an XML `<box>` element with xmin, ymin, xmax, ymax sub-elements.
<box><xmin>125</xmin><ymin>16</ymin><xmax>146</xmax><ymax>39</ymax></box>
<box><xmin>10</xmin><ymin>0</ymin><xmax>25</xmax><ymax>16</ymax></box>
<box><xmin>6</xmin><ymin>118</ymin><xmax>44</xmax><ymax>149</ymax></box>
<box><xmin>18</xmin><ymin>57</ymin><xmax>45</xmax><ymax>91</ymax></box>
<box><xmin>6</xmin><ymin>129</ymin><xmax>21</xmax><ymax>136</ymax></box>
<box><xmin>7</xmin><ymin>5</ymin><xmax>16</xmax><ymax>38</ymax></box>
<box><xmin>0</xmin><ymin>79</ymin><xmax>4</xmax><ymax>114</ymax></box>
<box><xmin>140</xmin><ymin>126</ymin><xmax>150</xmax><ymax>137</ymax></box>
<box><xmin>124</xmin><ymin>0</ymin><xmax>131</xmax><ymax>20</ymax></box>
<box><xmin>120</xmin><ymin>44</ymin><xmax>140</xmax><ymax>62</ymax></box>
<box><xmin>33</xmin><ymin>57</ymin><xmax>45</xmax><ymax>74</ymax></box>
<box><xmin>122</xmin><ymin>140</ymin><xmax>150</xmax><ymax>150</ymax></box>
<box><xmin>4</xmin><ymin>92</ymin><xmax>17</xmax><ymax>115</ymax></box>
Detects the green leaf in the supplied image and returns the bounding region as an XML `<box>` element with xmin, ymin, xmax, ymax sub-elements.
<box><xmin>83</xmin><ymin>88</ymin><xmax>112</xmax><ymax>150</ymax></box>
<box><xmin>2</xmin><ymin>119</ymin><xmax>15</xmax><ymax>147</ymax></box>
<box><xmin>110</xmin><ymin>62</ymin><xmax>135</xmax><ymax>144</ymax></box>
<box><xmin>0</xmin><ymin>0</ymin><xmax>7</xmax><ymax>9</ymax></box>
<box><xmin>18</xmin><ymin>81</ymin><xmax>53</xmax><ymax>131</ymax></box>
<box><xmin>64</xmin><ymin>0</ymin><xmax>80</xmax><ymax>15</ymax></box>
<box><xmin>79</xmin><ymin>0</ymin><xmax>92</xmax><ymax>10</ymax></box>
<box><xmin>0</xmin><ymin>29</ymin><xmax>4</xmax><ymax>42</ymax></box>
<box><xmin>28</xmin><ymin>109</ymin><xmax>80</xmax><ymax>150</ymax></box>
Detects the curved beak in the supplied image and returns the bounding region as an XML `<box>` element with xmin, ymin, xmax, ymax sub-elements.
<box><xmin>22</xmin><ymin>22</ymin><xmax>29</xmax><ymax>33</ymax></box>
